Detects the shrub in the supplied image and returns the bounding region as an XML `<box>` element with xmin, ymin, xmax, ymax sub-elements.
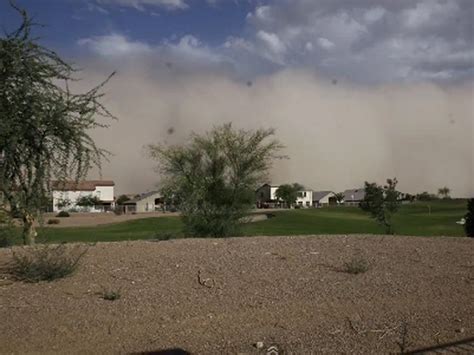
<box><xmin>465</xmin><ymin>198</ymin><xmax>474</xmax><ymax>238</ymax></box>
<box><xmin>113</xmin><ymin>206</ymin><xmax>124</xmax><ymax>215</ymax></box>
<box><xmin>56</xmin><ymin>211</ymin><xmax>70</xmax><ymax>218</ymax></box>
<box><xmin>0</xmin><ymin>213</ymin><xmax>17</xmax><ymax>248</ymax></box>
<box><xmin>47</xmin><ymin>219</ymin><xmax>60</xmax><ymax>225</ymax></box>
<box><xmin>101</xmin><ymin>288</ymin><xmax>121</xmax><ymax>301</ymax></box>
<box><xmin>151</xmin><ymin>232</ymin><xmax>179</xmax><ymax>241</ymax></box>
<box><xmin>343</xmin><ymin>256</ymin><xmax>369</xmax><ymax>274</ymax></box>
<box><xmin>8</xmin><ymin>244</ymin><xmax>87</xmax><ymax>282</ymax></box>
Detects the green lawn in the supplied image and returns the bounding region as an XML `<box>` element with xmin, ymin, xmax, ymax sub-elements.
<box><xmin>33</xmin><ymin>200</ymin><xmax>468</xmax><ymax>244</ymax></box>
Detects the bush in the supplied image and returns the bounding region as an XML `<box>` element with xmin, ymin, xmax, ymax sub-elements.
<box><xmin>56</xmin><ymin>211</ymin><xmax>70</xmax><ymax>218</ymax></box>
<box><xmin>7</xmin><ymin>244</ymin><xmax>87</xmax><ymax>282</ymax></box>
<box><xmin>0</xmin><ymin>226</ymin><xmax>16</xmax><ymax>248</ymax></box>
<box><xmin>343</xmin><ymin>256</ymin><xmax>369</xmax><ymax>274</ymax></box>
<box><xmin>101</xmin><ymin>288</ymin><xmax>121</xmax><ymax>301</ymax></box>
<box><xmin>151</xmin><ymin>231</ymin><xmax>180</xmax><ymax>241</ymax></box>
<box><xmin>465</xmin><ymin>198</ymin><xmax>474</xmax><ymax>238</ymax></box>
<box><xmin>47</xmin><ymin>219</ymin><xmax>60</xmax><ymax>225</ymax></box>
<box><xmin>113</xmin><ymin>206</ymin><xmax>124</xmax><ymax>215</ymax></box>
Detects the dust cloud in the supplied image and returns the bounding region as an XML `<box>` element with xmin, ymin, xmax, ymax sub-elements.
<box><xmin>79</xmin><ymin>63</ymin><xmax>473</xmax><ymax>197</ymax></box>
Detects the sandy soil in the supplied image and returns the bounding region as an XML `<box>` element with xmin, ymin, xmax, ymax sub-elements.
<box><xmin>0</xmin><ymin>235</ymin><xmax>473</xmax><ymax>354</ymax></box>
<box><xmin>38</xmin><ymin>211</ymin><xmax>180</xmax><ymax>228</ymax></box>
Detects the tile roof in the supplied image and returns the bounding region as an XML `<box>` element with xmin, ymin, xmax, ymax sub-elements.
<box><xmin>51</xmin><ymin>180</ymin><xmax>115</xmax><ymax>191</ymax></box>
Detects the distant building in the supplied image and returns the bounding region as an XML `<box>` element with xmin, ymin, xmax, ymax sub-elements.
<box><xmin>312</xmin><ymin>191</ymin><xmax>337</xmax><ymax>207</ymax></box>
<box><xmin>343</xmin><ymin>188</ymin><xmax>365</xmax><ymax>206</ymax></box>
<box><xmin>123</xmin><ymin>191</ymin><xmax>163</xmax><ymax>213</ymax></box>
<box><xmin>52</xmin><ymin>180</ymin><xmax>115</xmax><ymax>212</ymax></box>
<box><xmin>296</xmin><ymin>190</ymin><xmax>313</xmax><ymax>208</ymax></box>
<box><xmin>256</xmin><ymin>184</ymin><xmax>282</xmax><ymax>208</ymax></box>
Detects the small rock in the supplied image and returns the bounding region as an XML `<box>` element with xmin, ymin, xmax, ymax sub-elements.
<box><xmin>255</xmin><ymin>341</ymin><xmax>264</xmax><ymax>349</ymax></box>
<box><xmin>455</xmin><ymin>328</ymin><xmax>465</xmax><ymax>333</ymax></box>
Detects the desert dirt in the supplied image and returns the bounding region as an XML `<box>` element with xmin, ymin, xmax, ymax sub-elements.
<box><xmin>0</xmin><ymin>235</ymin><xmax>473</xmax><ymax>354</ymax></box>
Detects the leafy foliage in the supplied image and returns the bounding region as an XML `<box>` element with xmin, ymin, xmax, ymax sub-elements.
<box><xmin>438</xmin><ymin>186</ymin><xmax>451</xmax><ymax>199</ymax></box>
<box><xmin>56</xmin><ymin>211</ymin><xmax>70</xmax><ymax>218</ymax></box>
<box><xmin>465</xmin><ymin>198</ymin><xmax>474</xmax><ymax>238</ymax></box>
<box><xmin>334</xmin><ymin>192</ymin><xmax>345</xmax><ymax>204</ymax></box>
<box><xmin>76</xmin><ymin>195</ymin><xmax>102</xmax><ymax>207</ymax></box>
<box><xmin>360</xmin><ymin>178</ymin><xmax>401</xmax><ymax>234</ymax></box>
<box><xmin>116</xmin><ymin>194</ymin><xmax>131</xmax><ymax>205</ymax></box>
<box><xmin>149</xmin><ymin>123</ymin><xmax>284</xmax><ymax>238</ymax></box>
<box><xmin>275</xmin><ymin>183</ymin><xmax>304</xmax><ymax>208</ymax></box>
<box><xmin>7</xmin><ymin>244</ymin><xmax>87</xmax><ymax>282</ymax></box>
<box><xmin>0</xmin><ymin>5</ymin><xmax>115</xmax><ymax>244</ymax></box>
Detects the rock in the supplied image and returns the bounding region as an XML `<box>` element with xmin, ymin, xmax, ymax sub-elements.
<box><xmin>254</xmin><ymin>341</ymin><xmax>264</xmax><ymax>349</ymax></box>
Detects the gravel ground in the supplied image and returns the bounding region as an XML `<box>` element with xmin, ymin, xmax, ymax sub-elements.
<box><xmin>0</xmin><ymin>235</ymin><xmax>473</xmax><ymax>354</ymax></box>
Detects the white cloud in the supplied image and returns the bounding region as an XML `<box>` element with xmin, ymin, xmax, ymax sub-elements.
<box><xmin>78</xmin><ymin>33</ymin><xmax>152</xmax><ymax>56</ymax></box>
<box><xmin>317</xmin><ymin>37</ymin><xmax>335</xmax><ymax>50</ymax></box>
<box><xmin>95</xmin><ymin>0</ymin><xmax>188</xmax><ymax>11</ymax></box>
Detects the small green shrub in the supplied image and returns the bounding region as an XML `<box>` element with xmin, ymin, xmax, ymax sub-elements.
<box><xmin>465</xmin><ymin>198</ymin><xmax>474</xmax><ymax>238</ymax></box>
<box><xmin>47</xmin><ymin>218</ymin><xmax>60</xmax><ymax>225</ymax></box>
<box><xmin>101</xmin><ymin>288</ymin><xmax>121</xmax><ymax>301</ymax></box>
<box><xmin>151</xmin><ymin>232</ymin><xmax>179</xmax><ymax>241</ymax></box>
<box><xmin>0</xmin><ymin>227</ymin><xmax>16</xmax><ymax>248</ymax></box>
<box><xmin>8</xmin><ymin>244</ymin><xmax>87</xmax><ymax>282</ymax></box>
<box><xmin>56</xmin><ymin>211</ymin><xmax>70</xmax><ymax>218</ymax></box>
<box><xmin>343</xmin><ymin>256</ymin><xmax>369</xmax><ymax>274</ymax></box>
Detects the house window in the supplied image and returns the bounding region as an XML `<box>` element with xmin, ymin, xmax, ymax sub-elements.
<box><xmin>303</xmin><ymin>192</ymin><xmax>306</xmax><ymax>197</ymax></box>
<box><xmin>306</xmin><ymin>201</ymin><xmax>310</xmax><ymax>206</ymax></box>
<box><xmin>298</xmin><ymin>201</ymin><xmax>303</xmax><ymax>206</ymax></box>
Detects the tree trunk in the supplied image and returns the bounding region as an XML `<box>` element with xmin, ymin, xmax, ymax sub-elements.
<box><xmin>22</xmin><ymin>213</ymin><xmax>37</xmax><ymax>245</ymax></box>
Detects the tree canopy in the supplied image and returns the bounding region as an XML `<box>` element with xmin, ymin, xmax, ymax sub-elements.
<box><xmin>0</xmin><ymin>5</ymin><xmax>115</xmax><ymax>244</ymax></box>
<box><xmin>148</xmin><ymin>123</ymin><xmax>284</xmax><ymax>237</ymax></box>
<box><xmin>359</xmin><ymin>178</ymin><xmax>401</xmax><ymax>234</ymax></box>
<box><xmin>275</xmin><ymin>183</ymin><xmax>304</xmax><ymax>208</ymax></box>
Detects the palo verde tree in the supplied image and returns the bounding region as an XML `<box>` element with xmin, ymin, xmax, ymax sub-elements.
<box><xmin>148</xmin><ymin>124</ymin><xmax>284</xmax><ymax>238</ymax></box>
<box><xmin>359</xmin><ymin>178</ymin><xmax>401</xmax><ymax>234</ymax></box>
<box><xmin>0</xmin><ymin>5</ymin><xmax>115</xmax><ymax>244</ymax></box>
<box><xmin>275</xmin><ymin>183</ymin><xmax>304</xmax><ymax>208</ymax></box>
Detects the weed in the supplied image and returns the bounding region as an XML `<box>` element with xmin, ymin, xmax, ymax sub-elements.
<box><xmin>8</xmin><ymin>244</ymin><xmax>87</xmax><ymax>282</ymax></box>
<box><xmin>343</xmin><ymin>255</ymin><xmax>369</xmax><ymax>274</ymax></box>
<box><xmin>101</xmin><ymin>288</ymin><xmax>121</xmax><ymax>301</ymax></box>
<box><xmin>47</xmin><ymin>219</ymin><xmax>60</xmax><ymax>225</ymax></box>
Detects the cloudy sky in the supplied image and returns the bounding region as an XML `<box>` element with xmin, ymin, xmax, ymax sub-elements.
<box><xmin>1</xmin><ymin>0</ymin><xmax>473</xmax><ymax>195</ymax></box>
<box><xmin>2</xmin><ymin>0</ymin><xmax>473</xmax><ymax>84</ymax></box>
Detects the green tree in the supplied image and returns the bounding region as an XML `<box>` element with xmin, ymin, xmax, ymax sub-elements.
<box><xmin>0</xmin><ymin>6</ymin><xmax>115</xmax><ymax>244</ymax></box>
<box><xmin>334</xmin><ymin>192</ymin><xmax>345</xmax><ymax>204</ymax></box>
<box><xmin>76</xmin><ymin>195</ymin><xmax>102</xmax><ymax>207</ymax></box>
<box><xmin>148</xmin><ymin>123</ymin><xmax>283</xmax><ymax>237</ymax></box>
<box><xmin>465</xmin><ymin>198</ymin><xmax>474</xmax><ymax>238</ymax></box>
<box><xmin>438</xmin><ymin>186</ymin><xmax>451</xmax><ymax>199</ymax></box>
<box><xmin>359</xmin><ymin>178</ymin><xmax>401</xmax><ymax>234</ymax></box>
<box><xmin>275</xmin><ymin>183</ymin><xmax>304</xmax><ymax>208</ymax></box>
<box><xmin>116</xmin><ymin>194</ymin><xmax>131</xmax><ymax>205</ymax></box>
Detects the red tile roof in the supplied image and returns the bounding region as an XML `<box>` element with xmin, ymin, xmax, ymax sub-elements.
<box><xmin>51</xmin><ymin>180</ymin><xmax>115</xmax><ymax>191</ymax></box>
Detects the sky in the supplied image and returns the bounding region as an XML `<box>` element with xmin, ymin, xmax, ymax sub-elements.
<box><xmin>1</xmin><ymin>0</ymin><xmax>473</xmax><ymax>195</ymax></box>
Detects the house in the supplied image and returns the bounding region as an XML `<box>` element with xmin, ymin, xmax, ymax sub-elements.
<box><xmin>312</xmin><ymin>191</ymin><xmax>336</xmax><ymax>207</ymax></box>
<box><xmin>52</xmin><ymin>180</ymin><xmax>115</xmax><ymax>212</ymax></box>
<box><xmin>343</xmin><ymin>188</ymin><xmax>365</xmax><ymax>206</ymax></box>
<box><xmin>256</xmin><ymin>184</ymin><xmax>314</xmax><ymax>208</ymax></box>
<box><xmin>296</xmin><ymin>190</ymin><xmax>313</xmax><ymax>208</ymax></box>
<box><xmin>255</xmin><ymin>184</ymin><xmax>282</xmax><ymax>208</ymax></box>
<box><xmin>123</xmin><ymin>191</ymin><xmax>163</xmax><ymax>213</ymax></box>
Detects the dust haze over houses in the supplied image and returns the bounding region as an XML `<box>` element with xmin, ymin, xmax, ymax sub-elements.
<box><xmin>4</xmin><ymin>0</ymin><xmax>472</xmax><ymax>196</ymax></box>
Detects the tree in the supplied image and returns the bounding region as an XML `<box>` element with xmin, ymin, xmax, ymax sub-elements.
<box><xmin>359</xmin><ymin>178</ymin><xmax>401</xmax><ymax>234</ymax></box>
<box><xmin>438</xmin><ymin>186</ymin><xmax>451</xmax><ymax>199</ymax></box>
<box><xmin>0</xmin><ymin>6</ymin><xmax>115</xmax><ymax>244</ymax></box>
<box><xmin>275</xmin><ymin>183</ymin><xmax>304</xmax><ymax>208</ymax></box>
<box><xmin>465</xmin><ymin>199</ymin><xmax>474</xmax><ymax>238</ymax></box>
<box><xmin>334</xmin><ymin>192</ymin><xmax>345</xmax><ymax>204</ymax></box>
<box><xmin>76</xmin><ymin>195</ymin><xmax>102</xmax><ymax>207</ymax></box>
<box><xmin>116</xmin><ymin>194</ymin><xmax>131</xmax><ymax>205</ymax></box>
<box><xmin>148</xmin><ymin>124</ymin><xmax>283</xmax><ymax>237</ymax></box>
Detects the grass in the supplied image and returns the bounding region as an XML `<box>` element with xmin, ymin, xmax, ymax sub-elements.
<box><xmin>34</xmin><ymin>200</ymin><xmax>467</xmax><ymax>244</ymax></box>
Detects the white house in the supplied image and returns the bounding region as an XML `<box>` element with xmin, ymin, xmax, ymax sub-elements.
<box><xmin>296</xmin><ymin>190</ymin><xmax>313</xmax><ymax>207</ymax></box>
<box><xmin>52</xmin><ymin>180</ymin><xmax>115</xmax><ymax>212</ymax></box>
<box><xmin>122</xmin><ymin>191</ymin><xmax>163</xmax><ymax>213</ymax></box>
<box><xmin>312</xmin><ymin>191</ymin><xmax>337</xmax><ymax>207</ymax></box>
